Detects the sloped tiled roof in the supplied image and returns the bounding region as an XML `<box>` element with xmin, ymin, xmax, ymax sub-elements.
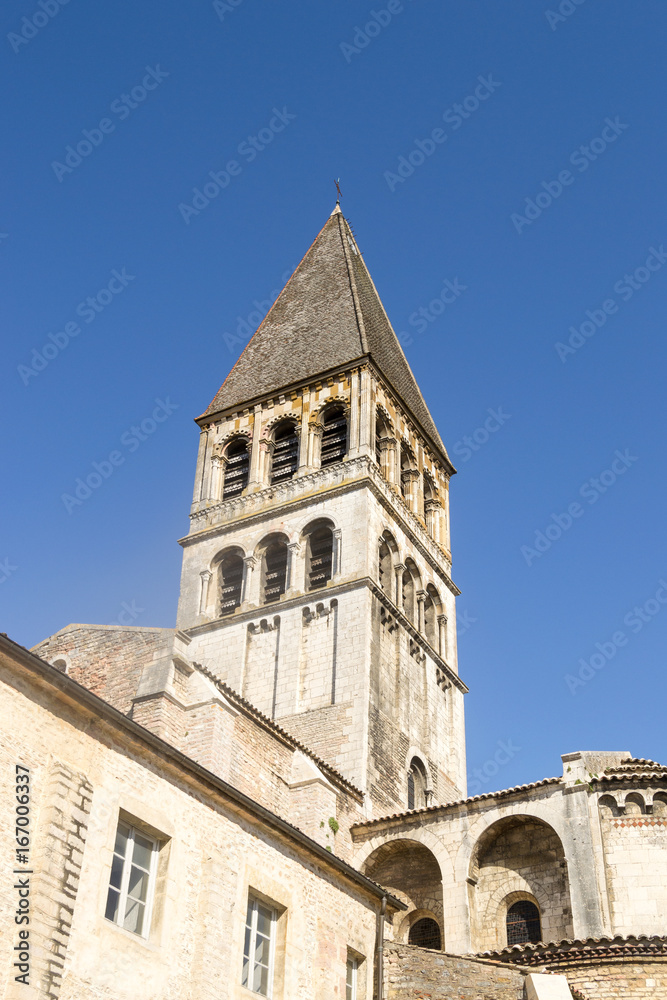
<box><xmin>598</xmin><ymin>756</ymin><xmax>667</xmax><ymax>783</ymax></box>
<box><xmin>201</xmin><ymin>207</ymin><xmax>451</xmax><ymax>465</ymax></box>
<box><xmin>478</xmin><ymin>933</ymin><xmax>667</xmax><ymax>966</ymax></box>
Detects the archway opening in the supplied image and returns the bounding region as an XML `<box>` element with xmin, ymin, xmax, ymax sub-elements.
<box><xmin>409</xmin><ymin>917</ymin><xmax>441</xmax><ymax>950</ymax></box>
<box><xmin>361</xmin><ymin>839</ymin><xmax>443</xmax><ymax>950</ymax></box>
<box><xmin>223</xmin><ymin>438</ymin><xmax>250</xmax><ymax>499</ymax></box>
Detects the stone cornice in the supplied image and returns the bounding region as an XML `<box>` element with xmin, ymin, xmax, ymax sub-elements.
<box><xmin>183</xmin><ymin>456</ymin><xmax>459</xmax><ymax>594</ymax></box>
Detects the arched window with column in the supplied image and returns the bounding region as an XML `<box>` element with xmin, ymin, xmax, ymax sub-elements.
<box><xmin>402</xmin><ymin>559</ymin><xmax>420</xmax><ymax>623</ymax></box>
<box><xmin>261</xmin><ymin>535</ymin><xmax>289</xmax><ymax>603</ymax></box>
<box><xmin>320</xmin><ymin>405</ymin><xmax>347</xmax><ymax>467</ymax></box>
<box><xmin>270</xmin><ymin>420</ymin><xmax>299</xmax><ymax>484</ymax></box>
<box><xmin>223</xmin><ymin>437</ymin><xmax>250</xmax><ymax>499</ymax></box>
<box><xmin>407</xmin><ymin>757</ymin><xmax>429</xmax><ymax>810</ymax></box>
<box><xmin>506</xmin><ymin>901</ymin><xmax>542</xmax><ymax>946</ymax></box>
<box><xmin>303</xmin><ymin>520</ymin><xmax>334</xmax><ymax>590</ymax></box>
<box><xmin>219</xmin><ymin>549</ymin><xmax>244</xmax><ymax>615</ymax></box>
<box><xmin>378</xmin><ymin>539</ymin><xmax>392</xmax><ymax>593</ymax></box>
<box><xmin>375</xmin><ymin>409</ymin><xmax>392</xmax><ymax>478</ymax></box>
<box><xmin>423</xmin><ymin>584</ymin><xmax>442</xmax><ymax>649</ymax></box>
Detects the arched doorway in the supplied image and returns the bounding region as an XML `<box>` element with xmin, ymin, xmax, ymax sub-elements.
<box><xmin>361</xmin><ymin>839</ymin><xmax>444</xmax><ymax>950</ymax></box>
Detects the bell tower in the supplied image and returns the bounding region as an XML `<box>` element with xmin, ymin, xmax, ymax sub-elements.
<box><xmin>176</xmin><ymin>206</ymin><xmax>468</xmax><ymax>816</ymax></box>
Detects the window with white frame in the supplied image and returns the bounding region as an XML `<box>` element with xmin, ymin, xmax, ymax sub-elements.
<box><xmin>242</xmin><ymin>895</ymin><xmax>277</xmax><ymax>996</ymax></box>
<box><xmin>104</xmin><ymin>820</ymin><xmax>158</xmax><ymax>937</ymax></box>
<box><xmin>346</xmin><ymin>956</ymin><xmax>358</xmax><ymax>1000</ymax></box>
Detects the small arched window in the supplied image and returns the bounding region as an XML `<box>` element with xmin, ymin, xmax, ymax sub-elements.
<box><xmin>219</xmin><ymin>551</ymin><xmax>244</xmax><ymax>615</ymax></box>
<box><xmin>378</xmin><ymin>540</ymin><xmax>392</xmax><ymax>593</ymax></box>
<box><xmin>306</xmin><ymin>525</ymin><xmax>334</xmax><ymax>590</ymax></box>
<box><xmin>407</xmin><ymin>757</ymin><xmax>428</xmax><ymax>810</ymax></box>
<box><xmin>408</xmin><ymin>918</ymin><xmax>441</xmax><ymax>950</ymax></box>
<box><xmin>506</xmin><ymin>901</ymin><xmax>541</xmax><ymax>946</ymax></box>
<box><xmin>263</xmin><ymin>540</ymin><xmax>288</xmax><ymax>603</ymax></box>
<box><xmin>271</xmin><ymin>421</ymin><xmax>299</xmax><ymax>484</ymax></box>
<box><xmin>321</xmin><ymin>406</ymin><xmax>347</xmax><ymax>467</ymax></box>
<box><xmin>423</xmin><ymin>585</ymin><xmax>440</xmax><ymax>648</ymax></box>
<box><xmin>375</xmin><ymin>410</ymin><xmax>391</xmax><ymax>472</ymax></box>
<box><xmin>400</xmin><ymin>444</ymin><xmax>412</xmax><ymax>501</ymax></box>
<box><xmin>223</xmin><ymin>438</ymin><xmax>250</xmax><ymax>499</ymax></box>
<box><xmin>402</xmin><ymin>562</ymin><xmax>418</xmax><ymax>622</ymax></box>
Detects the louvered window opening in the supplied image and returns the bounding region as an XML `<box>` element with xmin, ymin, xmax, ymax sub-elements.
<box><xmin>506</xmin><ymin>901</ymin><xmax>541</xmax><ymax>946</ymax></box>
<box><xmin>223</xmin><ymin>441</ymin><xmax>249</xmax><ymax>499</ymax></box>
<box><xmin>271</xmin><ymin>424</ymin><xmax>299</xmax><ymax>484</ymax></box>
<box><xmin>220</xmin><ymin>554</ymin><xmax>243</xmax><ymax>615</ymax></box>
<box><xmin>264</xmin><ymin>544</ymin><xmax>287</xmax><ymax>603</ymax></box>
<box><xmin>408</xmin><ymin>918</ymin><xmax>441</xmax><ymax>951</ymax></box>
<box><xmin>308</xmin><ymin>528</ymin><xmax>333</xmax><ymax>590</ymax></box>
<box><xmin>321</xmin><ymin>411</ymin><xmax>347</xmax><ymax>467</ymax></box>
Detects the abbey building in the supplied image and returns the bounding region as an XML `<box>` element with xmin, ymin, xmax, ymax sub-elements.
<box><xmin>1</xmin><ymin>206</ymin><xmax>665</xmax><ymax>999</ymax></box>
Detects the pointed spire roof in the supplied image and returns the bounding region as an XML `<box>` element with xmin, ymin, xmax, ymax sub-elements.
<box><xmin>202</xmin><ymin>208</ymin><xmax>451</xmax><ymax>465</ymax></box>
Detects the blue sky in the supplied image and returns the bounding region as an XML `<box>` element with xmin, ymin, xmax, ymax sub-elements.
<box><xmin>2</xmin><ymin>0</ymin><xmax>667</xmax><ymax>789</ymax></box>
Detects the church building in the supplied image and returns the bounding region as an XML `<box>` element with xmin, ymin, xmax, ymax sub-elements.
<box><xmin>1</xmin><ymin>206</ymin><xmax>665</xmax><ymax>999</ymax></box>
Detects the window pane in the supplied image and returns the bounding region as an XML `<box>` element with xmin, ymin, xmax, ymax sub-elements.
<box><xmin>253</xmin><ymin>961</ymin><xmax>269</xmax><ymax>996</ymax></box>
<box><xmin>105</xmin><ymin>887</ymin><xmax>120</xmax><ymax>922</ymax></box>
<box><xmin>127</xmin><ymin>865</ymin><xmax>149</xmax><ymax>903</ymax></box>
<box><xmin>241</xmin><ymin>955</ymin><xmax>250</xmax><ymax>988</ymax></box>
<box><xmin>255</xmin><ymin>903</ymin><xmax>273</xmax><ymax>938</ymax></box>
<box><xmin>114</xmin><ymin>823</ymin><xmax>129</xmax><ymax>857</ymax></box>
<box><xmin>243</xmin><ymin>923</ymin><xmax>252</xmax><ymax>961</ymax></box>
<box><xmin>108</xmin><ymin>854</ymin><xmax>124</xmax><ymax>891</ymax></box>
<box><xmin>132</xmin><ymin>834</ymin><xmax>153</xmax><ymax>872</ymax></box>
<box><xmin>123</xmin><ymin>896</ymin><xmax>145</xmax><ymax>935</ymax></box>
<box><xmin>254</xmin><ymin>933</ymin><xmax>271</xmax><ymax>970</ymax></box>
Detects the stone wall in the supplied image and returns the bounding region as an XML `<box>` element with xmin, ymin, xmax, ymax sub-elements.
<box><xmin>384</xmin><ymin>942</ymin><xmax>527</xmax><ymax>999</ymax></box>
<box><xmin>565</xmin><ymin>959</ymin><xmax>667</xmax><ymax>998</ymax></box>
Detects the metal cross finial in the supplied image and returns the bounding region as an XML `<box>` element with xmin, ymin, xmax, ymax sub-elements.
<box><xmin>334</xmin><ymin>178</ymin><xmax>342</xmax><ymax>204</ymax></box>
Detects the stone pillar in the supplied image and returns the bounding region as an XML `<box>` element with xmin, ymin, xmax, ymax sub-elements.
<box><xmin>242</xmin><ymin>555</ymin><xmax>258</xmax><ymax>606</ymax></box>
<box><xmin>332</xmin><ymin>528</ymin><xmax>343</xmax><ymax>579</ymax></box>
<box><xmin>248</xmin><ymin>404</ymin><xmax>263</xmax><ymax>491</ymax></box>
<box><xmin>417</xmin><ymin>590</ymin><xmax>427</xmax><ymax>634</ymax></box>
<box><xmin>394</xmin><ymin>563</ymin><xmax>406</xmax><ymax>609</ymax></box>
<box><xmin>297</xmin><ymin>391</ymin><xmax>311</xmax><ymax>475</ymax></box>
<box><xmin>386</xmin><ymin>437</ymin><xmax>400</xmax><ymax>488</ymax></box>
<box><xmin>201</xmin><ymin>426</ymin><xmax>216</xmax><ymax>502</ymax></box>
<box><xmin>309</xmin><ymin>421</ymin><xmax>323</xmax><ymax>470</ymax></box>
<box><xmin>210</xmin><ymin>455</ymin><xmax>225</xmax><ymax>502</ymax></box>
<box><xmin>437</xmin><ymin>614</ymin><xmax>448</xmax><ymax>659</ymax></box>
<box><xmin>191</xmin><ymin>427</ymin><xmax>209</xmax><ymax>510</ymax></box>
<box><xmin>358</xmin><ymin>367</ymin><xmax>372</xmax><ymax>457</ymax></box>
<box><xmin>425</xmin><ymin>499</ymin><xmax>441</xmax><ymax>541</ymax></box>
<box><xmin>286</xmin><ymin>542</ymin><xmax>301</xmax><ymax>593</ymax></box>
<box><xmin>348</xmin><ymin>368</ymin><xmax>360</xmax><ymax>457</ymax></box>
<box><xmin>404</xmin><ymin>470</ymin><xmax>420</xmax><ymax>514</ymax></box>
<box><xmin>260</xmin><ymin>439</ymin><xmax>274</xmax><ymax>487</ymax></box>
<box><xmin>199</xmin><ymin>570</ymin><xmax>212</xmax><ymax>615</ymax></box>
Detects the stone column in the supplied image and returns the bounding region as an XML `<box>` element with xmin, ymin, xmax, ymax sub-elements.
<box><xmin>348</xmin><ymin>368</ymin><xmax>360</xmax><ymax>457</ymax></box>
<box><xmin>248</xmin><ymin>404</ymin><xmax>263</xmax><ymax>491</ymax></box>
<box><xmin>241</xmin><ymin>555</ymin><xmax>258</xmax><ymax>606</ymax></box>
<box><xmin>286</xmin><ymin>542</ymin><xmax>301</xmax><ymax>593</ymax></box>
<box><xmin>425</xmin><ymin>499</ymin><xmax>441</xmax><ymax>541</ymax></box>
<box><xmin>332</xmin><ymin>528</ymin><xmax>343</xmax><ymax>579</ymax></box>
<box><xmin>417</xmin><ymin>590</ymin><xmax>427</xmax><ymax>634</ymax></box>
<box><xmin>386</xmin><ymin>437</ymin><xmax>400</xmax><ymax>488</ymax></box>
<box><xmin>358</xmin><ymin>367</ymin><xmax>372</xmax><ymax>457</ymax></box>
<box><xmin>394</xmin><ymin>563</ymin><xmax>406</xmax><ymax>609</ymax></box>
<box><xmin>191</xmin><ymin>427</ymin><xmax>209</xmax><ymax>510</ymax></box>
<box><xmin>297</xmin><ymin>390</ymin><xmax>311</xmax><ymax>475</ymax></box>
<box><xmin>404</xmin><ymin>470</ymin><xmax>420</xmax><ymax>514</ymax></box>
<box><xmin>309</xmin><ymin>421</ymin><xmax>323</xmax><ymax>470</ymax></box>
<box><xmin>437</xmin><ymin>614</ymin><xmax>448</xmax><ymax>659</ymax></box>
<box><xmin>210</xmin><ymin>455</ymin><xmax>225</xmax><ymax>502</ymax></box>
<box><xmin>201</xmin><ymin>426</ymin><xmax>216</xmax><ymax>502</ymax></box>
<box><xmin>199</xmin><ymin>570</ymin><xmax>212</xmax><ymax>615</ymax></box>
<box><xmin>260</xmin><ymin>439</ymin><xmax>274</xmax><ymax>488</ymax></box>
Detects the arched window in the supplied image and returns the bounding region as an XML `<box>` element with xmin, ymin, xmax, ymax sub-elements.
<box><xmin>219</xmin><ymin>551</ymin><xmax>244</xmax><ymax>615</ymax></box>
<box><xmin>400</xmin><ymin>444</ymin><xmax>413</xmax><ymax>501</ymax></box>
<box><xmin>263</xmin><ymin>539</ymin><xmax>288</xmax><ymax>603</ymax></box>
<box><xmin>270</xmin><ymin>421</ymin><xmax>298</xmax><ymax>484</ymax></box>
<box><xmin>223</xmin><ymin>438</ymin><xmax>250</xmax><ymax>499</ymax></box>
<box><xmin>402</xmin><ymin>560</ymin><xmax>420</xmax><ymax>623</ymax></box>
<box><xmin>408</xmin><ymin>918</ymin><xmax>441</xmax><ymax>950</ymax></box>
<box><xmin>320</xmin><ymin>406</ymin><xmax>347</xmax><ymax>467</ymax></box>
<box><xmin>423</xmin><ymin>584</ymin><xmax>440</xmax><ymax>648</ymax></box>
<box><xmin>375</xmin><ymin>410</ymin><xmax>391</xmax><ymax>473</ymax></box>
<box><xmin>407</xmin><ymin>757</ymin><xmax>428</xmax><ymax>810</ymax></box>
<box><xmin>506</xmin><ymin>901</ymin><xmax>541</xmax><ymax>946</ymax></box>
<box><xmin>306</xmin><ymin>524</ymin><xmax>334</xmax><ymax>590</ymax></box>
<box><xmin>378</xmin><ymin>540</ymin><xmax>392</xmax><ymax>593</ymax></box>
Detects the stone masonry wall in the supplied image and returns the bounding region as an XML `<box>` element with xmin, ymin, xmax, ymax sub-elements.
<box><xmin>564</xmin><ymin>959</ymin><xmax>667</xmax><ymax>998</ymax></box>
<box><xmin>384</xmin><ymin>943</ymin><xmax>526</xmax><ymax>1000</ymax></box>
